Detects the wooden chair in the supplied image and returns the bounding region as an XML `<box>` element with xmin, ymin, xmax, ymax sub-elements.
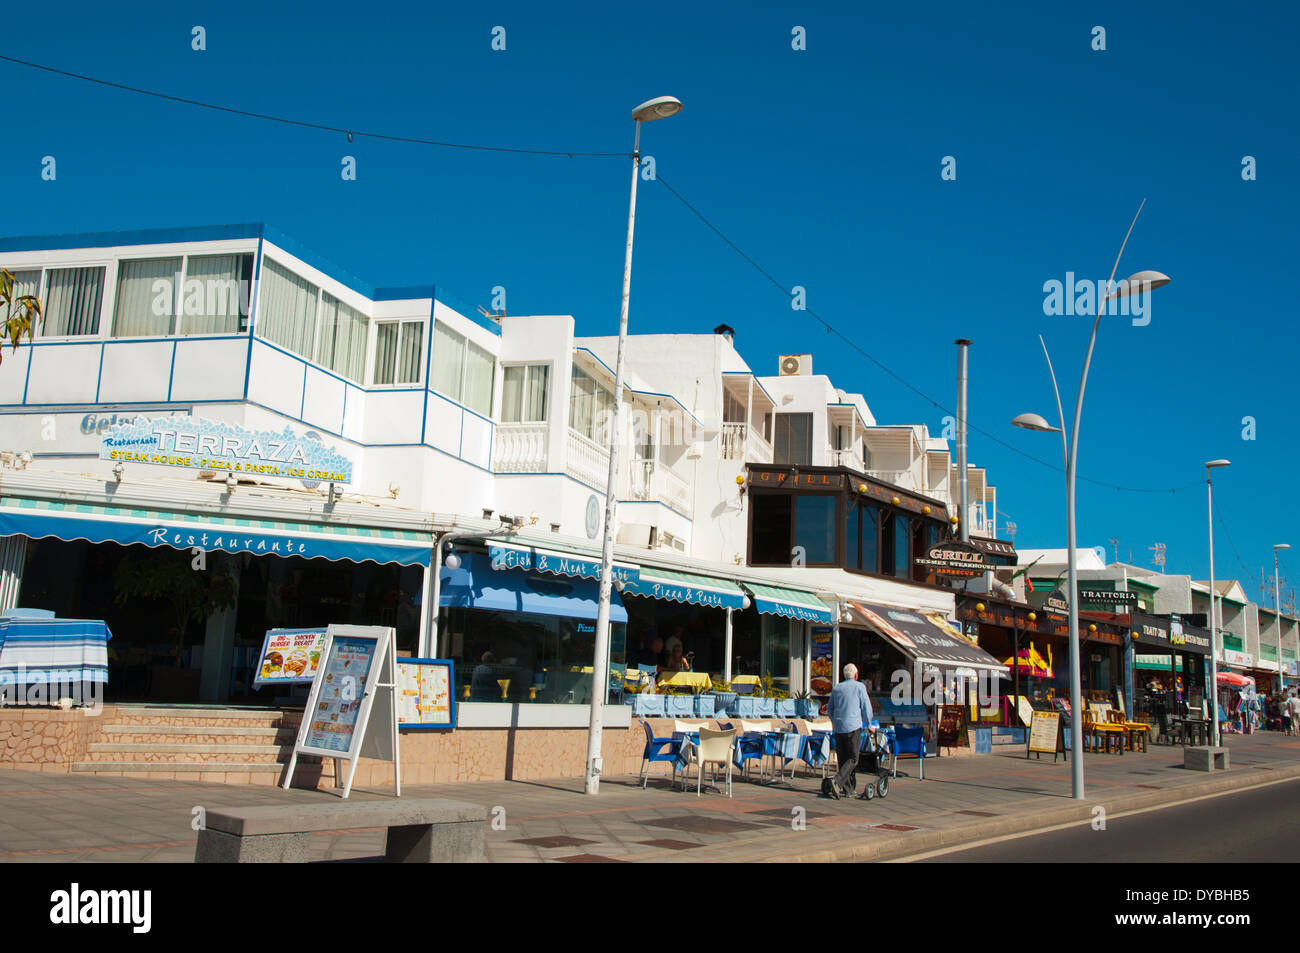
<box><xmin>1084</xmin><ymin>708</ymin><xmax>1124</xmax><ymax>754</ymax></box>
<box><xmin>1106</xmin><ymin>709</ymin><xmax>1150</xmax><ymax>753</ymax></box>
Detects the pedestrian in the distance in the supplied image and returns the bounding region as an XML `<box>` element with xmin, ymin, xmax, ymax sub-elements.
<box><xmin>1288</xmin><ymin>693</ymin><xmax>1300</xmax><ymax>737</ymax></box>
<box><xmin>823</xmin><ymin>662</ymin><xmax>875</xmax><ymax>800</ymax></box>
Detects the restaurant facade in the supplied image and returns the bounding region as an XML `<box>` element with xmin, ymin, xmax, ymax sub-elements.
<box><xmin>0</xmin><ymin>224</ymin><xmax>1016</xmax><ymax>784</ymax></box>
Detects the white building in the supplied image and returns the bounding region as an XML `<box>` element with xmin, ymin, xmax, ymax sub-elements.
<box><xmin>0</xmin><ymin>224</ymin><xmax>1008</xmax><ymax>716</ymax></box>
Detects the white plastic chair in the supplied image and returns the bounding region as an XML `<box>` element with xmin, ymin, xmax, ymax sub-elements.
<box><xmin>692</xmin><ymin>727</ymin><xmax>737</xmax><ymax>797</ymax></box>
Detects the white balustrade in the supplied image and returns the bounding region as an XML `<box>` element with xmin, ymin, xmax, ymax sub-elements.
<box><xmin>492</xmin><ymin>422</ymin><xmax>550</xmax><ymax>473</ymax></box>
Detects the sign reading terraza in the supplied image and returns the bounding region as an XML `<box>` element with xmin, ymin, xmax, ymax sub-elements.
<box><xmin>913</xmin><ymin>541</ymin><xmax>991</xmax><ymax>578</ymax></box>
<box><xmin>99</xmin><ymin>416</ymin><xmax>354</xmax><ymax>485</ymax></box>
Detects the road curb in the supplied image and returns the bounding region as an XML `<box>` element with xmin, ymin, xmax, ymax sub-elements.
<box><xmin>625</xmin><ymin>761</ymin><xmax>1300</xmax><ymax>863</ymax></box>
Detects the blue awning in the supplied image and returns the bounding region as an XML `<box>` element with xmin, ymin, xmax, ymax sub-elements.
<box><xmin>487</xmin><ymin>540</ymin><xmax>639</xmax><ymax>584</ymax></box>
<box><xmin>623</xmin><ymin>566</ymin><xmax>746</xmax><ymax>610</ymax></box>
<box><xmin>442</xmin><ymin>552</ymin><xmax>627</xmax><ymax>623</ymax></box>
<box><xmin>0</xmin><ymin>499</ymin><xmax>431</xmax><ymax>567</ymax></box>
<box><xmin>741</xmin><ymin>582</ymin><xmax>834</xmax><ymax>624</ymax></box>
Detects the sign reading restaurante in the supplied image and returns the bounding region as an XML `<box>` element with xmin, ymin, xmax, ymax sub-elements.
<box><xmin>99</xmin><ymin>416</ymin><xmax>354</xmax><ymax>485</ymax></box>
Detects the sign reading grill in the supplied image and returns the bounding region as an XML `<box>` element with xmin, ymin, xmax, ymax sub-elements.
<box><xmin>914</xmin><ymin>541</ymin><xmax>992</xmax><ymax>578</ymax></box>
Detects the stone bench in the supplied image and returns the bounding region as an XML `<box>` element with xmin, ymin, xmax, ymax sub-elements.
<box><xmin>1184</xmin><ymin>746</ymin><xmax>1229</xmax><ymax>772</ymax></box>
<box><xmin>194</xmin><ymin>797</ymin><xmax>487</xmax><ymax>863</ymax></box>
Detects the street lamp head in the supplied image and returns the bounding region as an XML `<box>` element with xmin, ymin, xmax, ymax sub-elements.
<box><xmin>632</xmin><ymin>96</ymin><xmax>683</xmax><ymax>122</ymax></box>
<box><xmin>1205</xmin><ymin>459</ymin><xmax>1232</xmax><ymax>469</ymax></box>
<box><xmin>1276</xmin><ymin>543</ymin><xmax>1292</xmax><ymax>551</ymax></box>
<box><xmin>1011</xmin><ymin>412</ymin><xmax>1062</xmax><ymax>433</ymax></box>
<box><xmin>1105</xmin><ymin>269</ymin><xmax>1172</xmax><ymax>300</ymax></box>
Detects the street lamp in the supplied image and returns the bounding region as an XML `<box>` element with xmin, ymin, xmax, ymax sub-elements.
<box><xmin>586</xmin><ymin>95</ymin><xmax>683</xmax><ymax>796</ymax></box>
<box><xmin>1012</xmin><ymin>200</ymin><xmax>1170</xmax><ymax>801</ymax></box>
<box><xmin>1275</xmin><ymin>543</ymin><xmax>1290</xmax><ymax>696</ymax></box>
<box><xmin>1205</xmin><ymin>459</ymin><xmax>1230</xmax><ymax>746</ymax></box>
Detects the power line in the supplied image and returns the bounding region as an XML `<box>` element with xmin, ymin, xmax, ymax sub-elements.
<box><xmin>655</xmin><ymin>173</ymin><xmax>1201</xmax><ymax>496</ymax></box>
<box><xmin>0</xmin><ymin>54</ymin><xmax>628</xmax><ymax>158</ymax></box>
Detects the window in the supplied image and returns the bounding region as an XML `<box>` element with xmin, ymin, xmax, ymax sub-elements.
<box><xmin>723</xmin><ymin>389</ymin><xmax>746</xmax><ymax>423</ymax></box>
<box><xmin>568</xmin><ymin>367</ymin><xmax>614</xmax><ymax>443</ymax></box>
<box><xmin>430</xmin><ymin>322</ymin><xmax>493</xmax><ymax>413</ymax></box>
<box><xmin>883</xmin><ymin>513</ymin><xmax>910</xmax><ymax>578</ymax></box>
<box><xmin>750</xmin><ymin>494</ymin><xmax>793</xmax><ymax>565</ymax></box>
<box><xmin>181</xmin><ymin>254</ymin><xmax>253</xmax><ymax>335</ymax></box>
<box><xmin>257</xmin><ymin>258</ymin><xmax>318</xmax><ymax>357</ymax></box>
<box><xmin>501</xmin><ymin>364</ymin><xmax>550</xmax><ymax>422</ymax></box>
<box><xmin>845</xmin><ymin>499</ymin><xmax>880</xmax><ymax>572</ymax></box>
<box><xmin>794</xmin><ymin>495</ymin><xmax>837</xmax><ymax>564</ymax></box>
<box><xmin>42</xmin><ymin>266</ymin><xmax>105</xmax><ymax>336</ymax></box>
<box><xmin>373</xmin><ymin>321</ymin><xmax>423</xmax><ymax>386</ymax></box>
<box><xmin>312</xmin><ymin>293</ymin><xmax>369</xmax><ymax>383</ymax></box>
<box><xmin>112</xmin><ymin>258</ymin><xmax>180</xmax><ymax>337</ymax></box>
<box><xmin>4</xmin><ymin>269</ymin><xmax>40</xmax><ymax>300</ymax></box>
<box><xmin>773</xmin><ymin>413</ymin><xmax>813</xmax><ymax>465</ymax></box>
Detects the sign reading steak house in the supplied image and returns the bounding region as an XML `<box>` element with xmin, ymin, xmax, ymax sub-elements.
<box><xmin>100</xmin><ymin>416</ymin><xmax>355</xmax><ymax>485</ymax></box>
<box><xmin>914</xmin><ymin>541</ymin><xmax>991</xmax><ymax>578</ymax></box>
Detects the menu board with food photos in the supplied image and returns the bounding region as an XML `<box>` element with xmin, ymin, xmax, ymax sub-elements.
<box><xmin>809</xmin><ymin>626</ymin><xmax>834</xmax><ymax>697</ymax></box>
<box><xmin>395</xmin><ymin>658</ymin><xmax>456</xmax><ymax>730</ymax></box>
<box><xmin>282</xmin><ymin>625</ymin><xmax>400</xmax><ymax>799</ymax></box>
<box><xmin>254</xmin><ymin>628</ymin><xmax>327</xmax><ymax>687</ymax></box>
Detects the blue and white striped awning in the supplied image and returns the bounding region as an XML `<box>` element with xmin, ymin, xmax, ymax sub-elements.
<box><xmin>741</xmin><ymin>582</ymin><xmax>834</xmax><ymax>624</ymax></box>
<box><xmin>487</xmin><ymin>541</ymin><xmax>640</xmax><ymax>584</ymax></box>
<box><xmin>0</xmin><ymin>498</ymin><xmax>432</xmax><ymax>566</ymax></box>
<box><xmin>622</xmin><ymin>567</ymin><xmax>746</xmax><ymax>610</ymax></box>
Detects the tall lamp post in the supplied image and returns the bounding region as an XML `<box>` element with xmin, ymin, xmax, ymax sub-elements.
<box><xmin>1205</xmin><ymin>459</ymin><xmax>1230</xmax><ymax>746</ymax></box>
<box><xmin>1011</xmin><ymin>201</ymin><xmax>1170</xmax><ymax>801</ymax></box>
<box><xmin>1274</xmin><ymin>543</ymin><xmax>1290</xmax><ymax>696</ymax></box>
<box><xmin>586</xmin><ymin>95</ymin><xmax>683</xmax><ymax>796</ymax></box>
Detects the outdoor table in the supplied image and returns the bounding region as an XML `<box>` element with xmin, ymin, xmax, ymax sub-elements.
<box><xmin>0</xmin><ymin>617</ymin><xmax>113</xmax><ymax>705</ymax></box>
<box><xmin>657</xmin><ymin>671</ymin><xmax>712</xmax><ymax>694</ymax></box>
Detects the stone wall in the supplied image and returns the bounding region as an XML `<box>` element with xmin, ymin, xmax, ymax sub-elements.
<box><xmin>0</xmin><ymin>708</ymin><xmax>106</xmax><ymax>770</ymax></box>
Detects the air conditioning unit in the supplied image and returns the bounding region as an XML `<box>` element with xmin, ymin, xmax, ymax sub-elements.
<box><xmin>617</xmin><ymin>524</ymin><xmax>656</xmax><ymax>548</ymax></box>
<box><xmin>656</xmin><ymin>531</ymin><xmax>687</xmax><ymax>553</ymax></box>
<box><xmin>779</xmin><ymin>354</ymin><xmax>811</xmax><ymax>376</ymax></box>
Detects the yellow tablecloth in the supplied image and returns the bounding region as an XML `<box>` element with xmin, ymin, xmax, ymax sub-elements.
<box><xmin>657</xmin><ymin>671</ymin><xmax>712</xmax><ymax>693</ymax></box>
<box><xmin>730</xmin><ymin>675</ymin><xmax>762</xmax><ymax>688</ymax></box>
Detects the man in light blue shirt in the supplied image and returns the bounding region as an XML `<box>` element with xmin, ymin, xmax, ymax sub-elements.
<box><xmin>824</xmin><ymin>663</ymin><xmax>875</xmax><ymax>799</ymax></box>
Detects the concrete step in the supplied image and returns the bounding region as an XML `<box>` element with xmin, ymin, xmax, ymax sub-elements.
<box><xmin>107</xmin><ymin>706</ymin><xmax>287</xmax><ymax>729</ymax></box>
<box><xmin>70</xmin><ymin>761</ymin><xmax>287</xmax><ymax>783</ymax></box>
<box><xmin>99</xmin><ymin>725</ymin><xmax>294</xmax><ymax>746</ymax></box>
<box><xmin>85</xmin><ymin>743</ymin><xmax>286</xmax><ymax>763</ymax></box>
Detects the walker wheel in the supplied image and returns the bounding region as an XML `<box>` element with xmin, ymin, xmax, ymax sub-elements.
<box><xmin>862</xmin><ymin>783</ymin><xmax>875</xmax><ymax>800</ymax></box>
<box><xmin>876</xmin><ymin>774</ymin><xmax>890</xmax><ymax>798</ymax></box>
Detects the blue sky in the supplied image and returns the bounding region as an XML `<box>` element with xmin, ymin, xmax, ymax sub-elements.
<box><xmin>3</xmin><ymin>0</ymin><xmax>1296</xmax><ymax>602</ymax></box>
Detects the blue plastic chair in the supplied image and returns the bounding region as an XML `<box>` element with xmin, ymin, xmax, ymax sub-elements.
<box><xmin>694</xmin><ymin>694</ymin><xmax>716</xmax><ymax>718</ymax></box>
<box><xmin>633</xmin><ymin>694</ymin><xmax>665</xmax><ymax>718</ymax></box>
<box><xmin>890</xmin><ymin>725</ymin><xmax>928</xmax><ymax>780</ymax></box>
<box><xmin>638</xmin><ymin>719</ymin><xmax>683</xmax><ymax>789</ymax></box>
<box><xmin>608</xmin><ymin>665</ymin><xmax>626</xmax><ymax>705</ymax></box>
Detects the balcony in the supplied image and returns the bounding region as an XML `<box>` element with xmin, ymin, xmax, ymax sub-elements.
<box><xmin>628</xmin><ymin>459</ymin><xmax>693</xmax><ymax>514</ymax></box>
<box><xmin>492</xmin><ymin>422</ymin><xmax>549</xmax><ymax>472</ymax></box>
<box><xmin>721</xmin><ymin>421</ymin><xmax>774</xmax><ymax>464</ymax></box>
<box><xmin>566</xmin><ymin>428</ymin><xmax>611</xmax><ymax>490</ymax></box>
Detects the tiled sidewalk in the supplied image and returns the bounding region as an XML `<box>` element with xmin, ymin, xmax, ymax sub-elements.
<box><xmin>2</xmin><ymin>732</ymin><xmax>1297</xmax><ymax>862</ymax></box>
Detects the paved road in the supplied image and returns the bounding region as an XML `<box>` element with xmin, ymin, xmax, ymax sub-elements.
<box><xmin>918</xmin><ymin>777</ymin><xmax>1300</xmax><ymax>862</ymax></box>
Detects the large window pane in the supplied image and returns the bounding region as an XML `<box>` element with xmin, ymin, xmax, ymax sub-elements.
<box><xmin>314</xmin><ymin>293</ymin><xmax>368</xmax><ymax>382</ymax></box>
<box><xmin>525</xmin><ymin>365</ymin><xmax>549</xmax><ymax>421</ymax></box>
<box><xmin>112</xmin><ymin>258</ymin><xmax>179</xmax><ymax>337</ymax></box>
<box><xmin>463</xmin><ymin>340</ymin><xmax>495</xmax><ymax>415</ymax></box>
<box><xmin>373</xmin><ymin>322</ymin><xmax>399</xmax><ymax>385</ymax></box>
<box><xmin>750</xmin><ymin>494</ymin><xmax>793</xmax><ymax>565</ymax></box>
<box><xmin>182</xmin><ymin>254</ymin><xmax>253</xmax><ymax>335</ymax></box>
<box><xmin>257</xmin><ymin>259</ymin><xmax>318</xmax><ymax>357</ymax></box>
<box><xmin>396</xmin><ymin>321</ymin><xmax>423</xmax><ymax>384</ymax></box>
<box><xmin>502</xmin><ymin>366</ymin><xmax>525</xmax><ymax>421</ymax></box>
<box><xmin>794</xmin><ymin>495</ymin><xmax>837</xmax><ymax>564</ymax></box>
<box><xmin>43</xmin><ymin>266</ymin><xmax>105</xmax><ymax>337</ymax></box>
<box><xmin>503</xmin><ymin>365</ymin><xmax>549</xmax><ymax>423</ymax></box>
<box><xmin>846</xmin><ymin>499</ymin><xmax>860</xmax><ymax>570</ymax></box>
<box><xmin>861</xmin><ymin>503</ymin><xmax>879</xmax><ymax>572</ymax></box>
<box><xmin>569</xmin><ymin>367</ymin><xmax>597</xmax><ymax>439</ymax></box>
<box><xmin>892</xmin><ymin>513</ymin><xmax>910</xmax><ymax>578</ymax></box>
<box><xmin>4</xmin><ymin>269</ymin><xmax>40</xmax><ymax>300</ymax></box>
<box><xmin>432</xmin><ymin>323</ymin><xmax>465</xmax><ymax>401</ymax></box>
<box><xmin>774</xmin><ymin>413</ymin><xmax>812</xmax><ymax>465</ymax></box>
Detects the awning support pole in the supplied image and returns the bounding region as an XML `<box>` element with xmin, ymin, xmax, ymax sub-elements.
<box><xmin>724</xmin><ymin>608</ymin><xmax>734</xmax><ymax>683</ymax></box>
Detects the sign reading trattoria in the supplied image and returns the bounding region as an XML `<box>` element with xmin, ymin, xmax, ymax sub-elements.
<box><xmin>1078</xmin><ymin>588</ymin><xmax>1138</xmax><ymax>608</ymax></box>
<box><xmin>99</xmin><ymin>416</ymin><xmax>353</xmax><ymax>485</ymax></box>
<box><xmin>914</xmin><ymin>540</ymin><xmax>991</xmax><ymax>578</ymax></box>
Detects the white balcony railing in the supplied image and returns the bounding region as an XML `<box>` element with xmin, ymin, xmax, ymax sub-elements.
<box><xmin>566</xmin><ymin>428</ymin><xmax>611</xmax><ymax>489</ymax></box>
<box><xmin>492</xmin><ymin>422</ymin><xmax>550</xmax><ymax>472</ymax></box>
<box><xmin>627</xmin><ymin>458</ymin><xmax>692</xmax><ymax>514</ymax></box>
<box><xmin>722</xmin><ymin>421</ymin><xmax>773</xmax><ymax>463</ymax></box>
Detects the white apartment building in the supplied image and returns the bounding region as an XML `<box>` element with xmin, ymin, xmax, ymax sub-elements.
<box><xmin>0</xmin><ymin>225</ymin><xmax>1008</xmax><ymax>713</ymax></box>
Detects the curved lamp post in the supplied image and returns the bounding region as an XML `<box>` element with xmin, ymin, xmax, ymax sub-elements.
<box><xmin>1012</xmin><ymin>200</ymin><xmax>1170</xmax><ymax>800</ymax></box>
<box><xmin>587</xmin><ymin>96</ymin><xmax>683</xmax><ymax>796</ymax></box>
<box><xmin>1276</xmin><ymin>544</ymin><xmax>1291</xmax><ymax>695</ymax></box>
<box><xmin>1205</xmin><ymin>459</ymin><xmax>1230</xmax><ymax>745</ymax></box>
